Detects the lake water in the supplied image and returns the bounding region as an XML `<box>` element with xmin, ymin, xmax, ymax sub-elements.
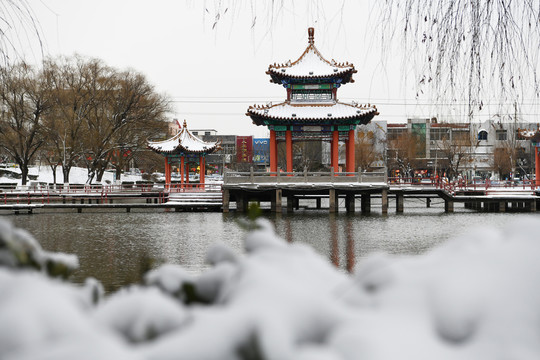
<box><xmin>5</xmin><ymin>200</ymin><xmax>536</xmax><ymax>292</ymax></box>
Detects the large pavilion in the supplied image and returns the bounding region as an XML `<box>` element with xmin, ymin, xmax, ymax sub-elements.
<box><xmin>148</xmin><ymin>120</ymin><xmax>220</xmax><ymax>189</ymax></box>
<box><xmin>247</xmin><ymin>27</ymin><xmax>378</xmax><ymax>175</ymax></box>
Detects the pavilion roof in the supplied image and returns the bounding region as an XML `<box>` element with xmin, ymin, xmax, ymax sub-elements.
<box><xmin>247</xmin><ymin>101</ymin><xmax>378</xmax><ymax>126</ymax></box>
<box><xmin>267</xmin><ymin>28</ymin><xmax>356</xmax><ymax>84</ymax></box>
<box><xmin>147</xmin><ymin>120</ymin><xmax>221</xmax><ymax>155</ymax></box>
<box><xmin>518</xmin><ymin>128</ymin><xmax>540</xmax><ymax>139</ymax></box>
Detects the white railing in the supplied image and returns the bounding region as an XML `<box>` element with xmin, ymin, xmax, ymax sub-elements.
<box><xmin>223</xmin><ymin>168</ymin><xmax>387</xmax><ymax>185</ymax></box>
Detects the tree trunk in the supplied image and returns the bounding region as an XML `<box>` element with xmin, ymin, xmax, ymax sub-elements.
<box><xmin>49</xmin><ymin>164</ymin><xmax>58</xmax><ymax>186</ymax></box>
<box><xmin>96</xmin><ymin>164</ymin><xmax>106</xmax><ymax>182</ymax></box>
<box><xmin>114</xmin><ymin>164</ymin><xmax>122</xmax><ymax>182</ymax></box>
<box><xmin>62</xmin><ymin>165</ymin><xmax>71</xmax><ymax>184</ymax></box>
<box><xmin>86</xmin><ymin>169</ymin><xmax>95</xmax><ymax>185</ymax></box>
<box><xmin>20</xmin><ymin>164</ymin><xmax>29</xmax><ymax>186</ymax></box>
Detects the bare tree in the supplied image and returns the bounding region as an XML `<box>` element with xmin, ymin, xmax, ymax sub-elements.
<box><xmin>492</xmin><ymin>138</ymin><xmax>526</xmax><ymax>180</ymax></box>
<box><xmin>107</xmin><ymin>107</ymin><xmax>168</xmax><ymax>182</ymax></box>
<box><xmin>41</xmin><ymin>56</ymin><xmax>96</xmax><ymax>184</ymax></box>
<box><xmin>492</xmin><ymin>147</ymin><xmax>514</xmax><ymax>180</ymax></box>
<box><xmin>38</xmin><ymin>145</ymin><xmax>61</xmax><ymax>185</ymax></box>
<box><xmin>0</xmin><ymin>63</ymin><xmax>51</xmax><ymax>185</ymax></box>
<box><xmin>435</xmin><ymin>128</ymin><xmax>478</xmax><ymax>179</ymax></box>
<box><xmin>77</xmin><ymin>64</ymin><xmax>169</xmax><ymax>184</ymax></box>
<box><xmin>355</xmin><ymin>129</ymin><xmax>381</xmax><ymax>172</ymax></box>
<box><xmin>388</xmin><ymin>131</ymin><xmax>422</xmax><ymax>178</ymax></box>
<box><xmin>293</xmin><ymin>141</ymin><xmax>323</xmax><ymax>171</ymax></box>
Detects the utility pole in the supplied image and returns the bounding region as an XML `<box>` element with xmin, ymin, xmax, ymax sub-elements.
<box><xmin>511</xmin><ymin>102</ymin><xmax>518</xmax><ymax>179</ymax></box>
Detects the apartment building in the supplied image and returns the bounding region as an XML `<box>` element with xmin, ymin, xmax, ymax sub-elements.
<box><xmin>384</xmin><ymin>118</ymin><xmax>538</xmax><ymax>180</ymax></box>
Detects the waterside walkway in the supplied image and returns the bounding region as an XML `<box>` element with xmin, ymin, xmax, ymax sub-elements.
<box><xmin>223</xmin><ymin>171</ymin><xmax>539</xmax><ymax>214</ymax></box>
<box><xmin>1</xmin><ymin>173</ymin><xmax>538</xmax><ymax>214</ymax></box>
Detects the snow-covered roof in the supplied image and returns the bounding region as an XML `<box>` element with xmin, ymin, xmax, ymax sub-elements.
<box><xmin>247</xmin><ymin>101</ymin><xmax>378</xmax><ymax>124</ymax></box>
<box><xmin>267</xmin><ymin>28</ymin><xmax>356</xmax><ymax>83</ymax></box>
<box><xmin>520</xmin><ymin>130</ymin><xmax>536</xmax><ymax>137</ymax></box>
<box><xmin>148</xmin><ymin>120</ymin><xmax>220</xmax><ymax>155</ymax></box>
<box><xmin>518</xmin><ymin>129</ymin><xmax>540</xmax><ymax>142</ymax></box>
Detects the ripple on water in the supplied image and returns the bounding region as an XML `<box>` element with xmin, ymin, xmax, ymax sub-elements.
<box><xmin>5</xmin><ymin>206</ymin><xmax>535</xmax><ymax>291</ymax></box>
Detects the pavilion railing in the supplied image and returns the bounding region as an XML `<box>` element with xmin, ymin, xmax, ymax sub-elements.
<box><xmin>223</xmin><ymin>167</ymin><xmax>387</xmax><ymax>185</ymax></box>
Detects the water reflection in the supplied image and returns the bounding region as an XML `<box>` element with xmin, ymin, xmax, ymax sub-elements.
<box><xmin>345</xmin><ymin>217</ymin><xmax>355</xmax><ymax>273</ymax></box>
<box><xmin>329</xmin><ymin>214</ymin><xmax>340</xmax><ymax>268</ymax></box>
<box><xmin>284</xmin><ymin>214</ymin><xmax>293</xmax><ymax>244</ymax></box>
<box><xmin>5</xmin><ymin>206</ymin><xmax>535</xmax><ymax>291</ymax></box>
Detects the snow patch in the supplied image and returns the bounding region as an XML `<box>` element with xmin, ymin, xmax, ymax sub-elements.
<box><xmin>94</xmin><ymin>286</ymin><xmax>188</xmax><ymax>343</ymax></box>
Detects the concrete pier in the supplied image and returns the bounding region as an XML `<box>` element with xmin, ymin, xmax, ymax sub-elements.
<box><xmin>361</xmin><ymin>194</ymin><xmax>371</xmax><ymax>214</ymax></box>
<box><xmin>345</xmin><ymin>194</ymin><xmax>355</xmax><ymax>213</ymax></box>
<box><xmin>271</xmin><ymin>189</ymin><xmax>282</xmax><ymax>213</ymax></box>
<box><xmin>444</xmin><ymin>199</ymin><xmax>454</xmax><ymax>213</ymax></box>
<box><xmin>396</xmin><ymin>192</ymin><xmax>404</xmax><ymax>213</ymax></box>
<box><xmin>381</xmin><ymin>189</ymin><xmax>388</xmax><ymax>214</ymax></box>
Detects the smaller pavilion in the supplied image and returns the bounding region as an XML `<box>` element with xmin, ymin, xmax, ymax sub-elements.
<box><xmin>148</xmin><ymin>120</ymin><xmax>221</xmax><ymax>189</ymax></box>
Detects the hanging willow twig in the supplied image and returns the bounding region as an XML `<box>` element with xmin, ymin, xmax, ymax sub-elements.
<box><xmin>201</xmin><ymin>1</ymin><xmax>539</xmax><ymax>118</ymax></box>
<box><xmin>377</xmin><ymin>0</ymin><xmax>540</xmax><ymax>118</ymax></box>
<box><xmin>0</xmin><ymin>0</ymin><xmax>44</xmax><ymax>65</ymax></box>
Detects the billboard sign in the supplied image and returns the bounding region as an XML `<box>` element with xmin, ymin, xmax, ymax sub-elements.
<box><xmin>253</xmin><ymin>138</ymin><xmax>270</xmax><ymax>164</ymax></box>
<box><xmin>236</xmin><ymin>136</ymin><xmax>253</xmax><ymax>163</ymax></box>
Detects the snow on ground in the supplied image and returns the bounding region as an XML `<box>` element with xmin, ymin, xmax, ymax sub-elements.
<box><xmin>0</xmin><ymin>165</ymin><xmax>143</xmax><ymax>185</ymax></box>
<box><xmin>1</xmin><ymin>217</ymin><xmax>540</xmax><ymax>359</ymax></box>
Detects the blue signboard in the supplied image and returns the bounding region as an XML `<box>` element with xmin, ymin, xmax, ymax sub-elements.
<box><xmin>253</xmin><ymin>138</ymin><xmax>270</xmax><ymax>164</ymax></box>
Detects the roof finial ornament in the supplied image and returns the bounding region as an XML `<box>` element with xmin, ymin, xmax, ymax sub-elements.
<box><xmin>183</xmin><ymin>119</ymin><xmax>187</xmax><ymax>128</ymax></box>
<box><xmin>308</xmin><ymin>27</ymin><xmax>314</xmax><ymax>45</ymax></box>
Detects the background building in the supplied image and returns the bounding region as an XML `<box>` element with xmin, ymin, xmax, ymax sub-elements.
<box><xmin>384</xmin><ymin>118</ymin><xmax>538</xmax><ymax>181</ymax></box>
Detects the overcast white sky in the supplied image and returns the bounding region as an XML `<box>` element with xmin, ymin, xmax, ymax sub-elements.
<box><xmin>22</xmin><ymin>1</ymin><xmax>539</xmax><ymax>137</ymax></box>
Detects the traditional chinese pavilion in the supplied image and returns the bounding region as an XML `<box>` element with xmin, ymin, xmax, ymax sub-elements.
<box><xmin>247</xmin><ymin>28</ymin><xmax>379</xmax><ymax>174</ymax></box>
<box><xmin>148</xmin><ymin>120</ymin><xmax>220</xmax><ymax>188</ymax></box>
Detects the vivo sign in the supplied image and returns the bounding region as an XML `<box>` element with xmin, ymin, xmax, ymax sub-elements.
<box><xmin>253</xmin><ymin>138</ymin><xmax>270</xmax><ymax>164</ymax></box>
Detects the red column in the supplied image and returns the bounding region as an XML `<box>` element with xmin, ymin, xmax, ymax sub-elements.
<box><xmin>186</xmin><ymin>162</ymin><xmax>190</xmax><ymax>188</ymax></box>
<box><xmin>330</xmin><ymin>139</ymin><xmax>334</xmax><ymax>168</ymax></box>
<box><xmin>332</xmin><ymin>130</ymin><xmax>339</xmax><ymax>174</ymax></box>
<box><xmin>534</xmin><ymin>146</ymin><xmax>540</xmax><ymax>187</ymax></box>
<box><xmin>286</xmin><ymin>128</ymin><xmax>293</xmax><ymax>174</ymax></box>
<box><xmin>164</xmin><ymin>157</ymin><xmax>170</xmax><ymax>188</ymax></box>
<box><xmin>168</xmin><ymin>160</ymin><xmax>173</xmax><ymax>189</ymax></box>
<box><xmin>347</xmin><ymin>129</ymin><xmax>355</xmax><ymax>176</ymax></box>
<box><xmin>180</xmin><ymin>156</ymin><xmax>185</xmax><ymax>189</ymax></box>
<box><xmin>163</xmin><ymin>158</ymin><xmax>167</xmax><ymax>184</ymax></box>
<box><xmin>345</xmin><ymin>137</ymin><xmax>350</xmax><ymax>172</ymax></box>
<box><xmin>200</xmin><ymin>156</ymin><xmax>205</xmax><ymax>187</ymax></box>
<box><xmin>270</xmin><ymin>130</ymin><xmax>277</xmax><ymax>175</ymax></box>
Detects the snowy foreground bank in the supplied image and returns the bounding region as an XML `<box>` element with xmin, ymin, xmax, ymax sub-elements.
<box><xmin>1</xmin><ymin>218</ymin><xmax>540</xmax><ymax>360</ymax></box>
